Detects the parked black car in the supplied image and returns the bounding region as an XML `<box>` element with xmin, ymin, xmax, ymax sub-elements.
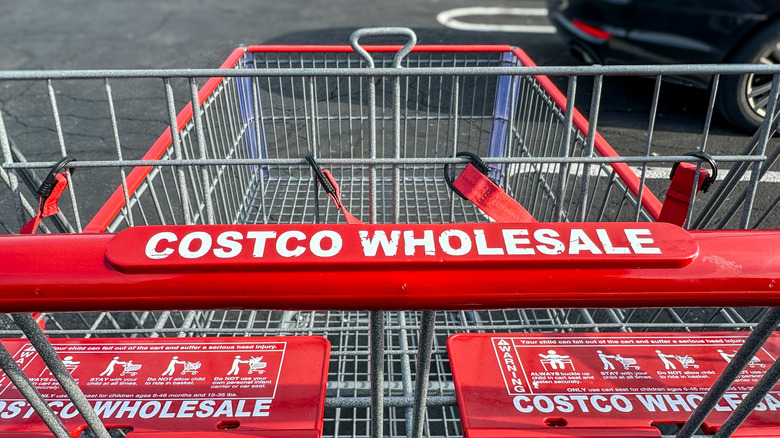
<box><xmin>547</xmin><ymin>0</ymin><xmax>780</xmax><ymax>132</ymax></box>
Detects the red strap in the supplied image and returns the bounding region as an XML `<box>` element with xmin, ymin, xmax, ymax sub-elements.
<box><xmin>658</xmin><ymin>163</ymin><xmax>709</xmax><ymax>227</ymax></box>
<box><xmin>452</xmin><ymin>164</ymin><xmax>536</xmax><ymax>223</ymax></box>
<box><xmin>20</xmin><ymin>173</ymin><xmax>69</xmax><ymax>234</ymax></box>
<box><xmin>321</xmin><ymin>169</ymin><xmax>363</xmax><ymax>225</ymax></box>
<box><xmin>30</xmin><ymin>313</ymin><xmax>46</xmax><ymax>330</ymax></box>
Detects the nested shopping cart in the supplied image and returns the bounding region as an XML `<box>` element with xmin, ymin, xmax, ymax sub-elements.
<box><xmin>1</xmin><ymin>27</ymin><xmax>780</xmax><ymax>437</ymax></box>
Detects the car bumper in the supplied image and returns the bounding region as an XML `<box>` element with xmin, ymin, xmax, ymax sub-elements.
<box><xmin>548</xmin><ymin>9</ymin><xmax>713</xmax><ymax>88</ymax></box>
<box><xmin>549</xmin><ymin>11</ymin><xmax>607</xmax><ymax>64</ymax></box>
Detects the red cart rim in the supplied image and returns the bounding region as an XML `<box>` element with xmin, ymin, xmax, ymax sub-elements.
<box><xmin>84</xmin><ymin>45</ymin><xmax>663</xmax><ymax>233</ymax></box>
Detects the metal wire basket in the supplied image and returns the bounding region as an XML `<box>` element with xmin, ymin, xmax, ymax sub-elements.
<box><xmin>1</xmin><ymin>27</ymin><xmax>780</xmax><ymax>438</ymax></box>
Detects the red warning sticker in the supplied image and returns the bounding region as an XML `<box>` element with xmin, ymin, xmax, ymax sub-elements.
<box><xmin>448</xmin><ymin>332</ymin><xmax>780</xmax><ymax>437</ymax></box>
<box><xmin>0</xmin><ymin>336</ymin><xmax>329</xmax><ymax>437</ymax></box>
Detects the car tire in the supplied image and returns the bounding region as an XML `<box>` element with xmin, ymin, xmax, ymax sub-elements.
<box><xmin>716</xmin><ymin>19</ymin><xmax>780</xmax><ymax>134</ymax></box>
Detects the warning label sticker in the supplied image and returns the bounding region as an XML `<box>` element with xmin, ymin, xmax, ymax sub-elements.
<box><xmin>0</xmin><ymin>336</ymin><xmax>329</xmax><ymax>436</ymax></box>
<box><xmin>449</xmin><ymin>332</ymin><xmax>780</xmax><ymax>437</ymax></box>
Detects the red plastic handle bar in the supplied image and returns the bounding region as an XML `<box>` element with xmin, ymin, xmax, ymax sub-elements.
<box><xmin>0</xmin><ymin>224</ymin><xmax>778</xmax><ymax>312</ymax></box>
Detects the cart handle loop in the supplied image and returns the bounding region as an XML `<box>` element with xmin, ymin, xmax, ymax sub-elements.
<box><xmin>19</xmin><ymin>155</ymin><xmax>76</xmax><ymax>234</ymax></box>
<box><xmin>305</xmin><ymin>153</ymin><xmax>364</xmax><ymax>224</ymax></box>
<box><xmin>39</xmin><ymin>156</ymin><xmax>76</xmax><ymax>200</ymax></box>
<box><xmin>305</xmin><ymin>153</ymin><xmax>336</xmax><ymax>197</ymax></box>
<box><xmin>443</xmin><ymin>151</ymin><xmax>491</xmax><ymax>200</ymax></box>
<box><xmin>670</xmin><ymin>152</ymin><xmax>717</xmax><ymax>192</ymax></box>
<box><xmin>349</xmin><ymin>27</ymin><xmax>417</xmax><ymax>68</ymax></box>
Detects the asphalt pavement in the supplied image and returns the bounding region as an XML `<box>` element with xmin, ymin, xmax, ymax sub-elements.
<box><xmin>0</xmin><ymin>0</ymin><xmax>775</xmax><ymax>230</ymax></box>
<box><xmin>0</xmin><ymin>0</ymin><xmax>751</xmax><ymax>150</ymax></box>
<box><xmin>0</xmin><ymin>6</ymin><xmax>774</xmax><ymax>434</ymax></box>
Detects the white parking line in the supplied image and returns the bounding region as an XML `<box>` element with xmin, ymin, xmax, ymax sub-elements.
<box><xmin>628</xmin><ymin>166</ymin><xmax>780</xmax><ymax>183</ymax></box>
<box><xmin>436</xmin><ymin>7</ymin><xmax>557</xmax><ymax>34</ymax></box>
<box><xmin>507</xmin><ymin>164</ymin><xmax>780</xmax><ymax>182</ymax></box>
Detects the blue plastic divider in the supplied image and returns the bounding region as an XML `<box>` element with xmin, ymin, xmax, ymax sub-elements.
<box><xmin>236</xmin><ymin>53</ymin><xmax>269</xmax><ymax>179</ymax></box>
<box><xmin>486</xmin><ymin>52</ymin><xmax>521</xmax><ymax>186</ymax></box>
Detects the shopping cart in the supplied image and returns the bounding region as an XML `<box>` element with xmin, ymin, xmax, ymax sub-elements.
<box><xmin>247</xmin><ymin>357</ymin><xmax>266</xmax><ymax>375</ymax></box>
<box><xmin>120</xmin><ymin>362</ymin><xmax>142</xmax><ymax>377</ymax></box>
<box><xmin>1</xmin><ymin>27</ymin><xmax>780</xmax><ymax>438</ymax></box>
<box><xmin>615</xmin><ymin>354</ymin><xmax>640</xmax><ymax>370</ymax></box>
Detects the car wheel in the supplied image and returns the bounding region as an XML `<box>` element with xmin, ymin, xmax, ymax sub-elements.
<box><xmin>717</xmin><ymin>19</ymin><xmax>780</xmax><ymax>133</ymax></box>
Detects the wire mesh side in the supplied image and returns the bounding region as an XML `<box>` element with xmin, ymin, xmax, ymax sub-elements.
<box><xmin>0</xmin><ymin>307</ymin><xmax>763</xmax><ymax>438</ymax></box>
<box><xmin>103</xmin><ymin>75</ymin><xmax>264</xmax><ymax>232</ymax></box>
<box><xmin>2</xmin><ymin>48</ymin><xmax>780</xmax><ymax>438</ymax></box>
<box><xmin>3</xmin><ymin>59</ymin><xmax>780</xmax><ymax>232</ymax></box>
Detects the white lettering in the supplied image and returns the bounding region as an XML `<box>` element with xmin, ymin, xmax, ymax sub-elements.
<box><xmin>246</xmin><ymin>231</ymin><xmax>276</xmax><ymax>257</ymax></box>
<box><xmin>253</xmin><ymin>399</ymin><xmax>271</xmax><ymax>417</ymax></box>
<box><xmin>234</xmin><ymin>399</ymin><xmax>252</xmax><ymax>417</ymax></box>
<box><xmin>179</xmin><ymin>232</ymin><xmax>212</xmax><ymax>259</ymax></box>
<box><xmin>533</xmin><ymin>396</ymin><xmax>554</xmax><ymax>413</ymax></box>
<box><xmin>0</xmin><ymin>398</ymin><xmax>286</xmax><ymax>421</ymax></box>
<box><xmin>569</xmin><ymin>395</ymin><xmax>590</xmax><ymax>412</ymax></box>
<box><xmin>714</xmin><ymin>400</ymin><xmax>732</xmax><ymax>411</ymax></box>
<box><xmin>214</xmin><ymin>231</ymin><xmax>243</xmax><ymax>258</ymax></box>
<box><xmin>475</xmin><ymin>229</ymin><xmax>504</xmax><ymax>255</ymax></box>
<box><xmin>750</xmin><ymin>393</ymin><xmax>767</xmax><ymax>411</ymax></box>
<box><xmin>139</xmin><ymin>401</ymin><xmax>161</xmax><ymax>419</ymax></box>
<box><xmin>196</xmin><ymin>400</ymin><xmax>216</xmax><ymax>418</ymax></box>
<box><xmin>596</xmin><ymin>229</ymin><xmax>630</xmax><ymax>254</ymax></box>
<box><xmin>663</xmin><ymin>394</ymin><xmax>691</xmax><ymax>412</ymax></box>
<box><xmin>724</xmin><ymin>393</ymin><xmax>742</xmax><ymax>410</ymax></box>
<box><xmin>502</xmin><ymin>229</ymin><xmax>534</xmax><ymax>255</ymax></box>
<box><xmin>636</xmin><ymin>395</ymin><xmax>667</xmax><ymax>412</ymax></box>
<box><xmin>116</xmin><ymin>401</ymin><xmax>142</xmax><ymax>419</ymax></box>
<box><xmin>145</xmin><ymin>232</ymin><xmax>177</xmax><ymax>259</ymax></box>
<box><xmin>359</xmin><ymin>230</ymin><xmax>401</xmax><ymax>257</ymax></box>
<box><xmin>138</xmin><ymin>225</ymin><xmax>678</xmax><ymax>263</ymax></box>
<box><xmin>625</xmin><ymin>229</ymin><xmax>661</xmax><ymax>254</ymax></box>
<box><xmin>591</xmin><ymin>395</ymin><xmax>611</xmax><ymax>413</ymax></box>
<box><xmin>687</xmin><ymin>394</ymin><xmax>703</xmax><ymax>409</ymax></box>
<box><xmin>534</xmin><ymin>229</ymin><xmax>564</xmax><ymax>255</ymax></box>
<box><xmin>553</xmin><ymin>395</ymin><xmax>574</xmax><ymax>413</ymax></box>
<box><xmin>60</xmin><ymin>402</ymin><xmax>79</xmax><ymax>419</ymax></box>
<box><xmin>177</xmin><ymin>400</ymin><xmax>198</xmax><ymax>418</ymax></box>
<box><xmin>276</xmin><ymin>231</ymin><xmax>306</xmax><ymax>258</ymax></box>
<box><xmin>159</xmin><ymin>400</ymin><xmax>176</xmax><ymax>418</ymax></box>
<box><xmin>513</xmin><ymin>395</ymin><xmax>533</xmax><ymax>413</ymax></box>
<box><xmin>439</xmin><ymin>230</ymin><xmax>472</xmax><ymax>256</ymax></box>
<box><xmin>214</xmin><ymin>400</ymin><xmax>234</xmax><ymax>417</ymax></box>
<box><xmin>506</xmin><ymin>395</ymin><xmax>649</xmax><ymax>413</ymax></box>
<box><xmin>310</xmin><ymin>230</ymin><xmax>342</xmax><ymax>257</ymax></box>
<box><xmin>47</xmin><ymin>401</ymin><xmax>63</xmax><ymax>416</ymax></box>
<box><xmin>611</xmin><ymin>395</ymin><xmax>632</xmax><ymax>413</ymax></box>
<box><xmin>765</xmin><ymin>394</ymin><xmax>780</xmax><ymax>410</ymax></box>
<box><xmin>94</xmin><ymin>400</ymin><xmax>122</xmax><ymax>418</ymax></box>
<box><xmin>404</xmin><ymin>230</ymin><xmax>435</xmax><ymax>256</ymax></box>
<box><xmin>569</xmin><ymin>229</ymin><xmax>602</xmax><ymax>255</ymax></box>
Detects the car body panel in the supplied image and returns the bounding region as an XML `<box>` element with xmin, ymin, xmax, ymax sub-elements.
<box><xmin>548</xmin><ymin>0</ymin><xmax>780</xmax><ymax>86</ymax></box>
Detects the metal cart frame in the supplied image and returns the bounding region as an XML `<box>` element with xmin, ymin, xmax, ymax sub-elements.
<box><xmin>1</xmin><ymin>27</ymin><xmax>780</xmax><ymax>438</ymax></box>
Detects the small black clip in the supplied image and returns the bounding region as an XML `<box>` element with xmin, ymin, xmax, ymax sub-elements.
<box><xmin>669</xmin><ymin>152</ymin><xmax>718</xmax><ymax>193</ymax></box>
<box><xmin>305</xmin><ymin>153</ymin><xmax>336</xmax><ymax>196</ymax></box>
<box><xmin>38</xmin><ymin>156</ymin><xmax>76</xmax><ymax>200</ymax></box>
<box><xmin>443</xmin><ymin>151</ymin><xmax>492</xmax><ymax>200</ymax></box>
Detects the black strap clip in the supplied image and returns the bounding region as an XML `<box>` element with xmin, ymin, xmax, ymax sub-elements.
<box><xmin>38</xmin><ymin>156</ymin><xmax>76</xmax><ymax>200</ymax></box>
<box><xmin>305</xmin><ymin>153</ymin><xmax>336</xmax><ymax>197</ymax></box>
<box><xmin>443</xmin><ymin>151</ymin><xmax>492</xmax><ymax>200</ymax></box>
<box><xmin>669</xmin><ymin>152</ymin><xmax>717</xmax><ymax>193</ymax></box>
